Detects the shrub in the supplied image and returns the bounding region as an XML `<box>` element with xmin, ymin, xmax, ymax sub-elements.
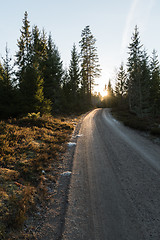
<box><xmin>150</xmin><ymin>127</ymin><xmax>160</xmax><ymax>136</ymax></box>
<box><xmin>27</xmin><ymin>112</ymin><xmax>40</xmax><ymax>120</ymax></box>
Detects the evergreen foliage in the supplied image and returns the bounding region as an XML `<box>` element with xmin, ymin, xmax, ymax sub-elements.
<box><xmin>113</xmin><ymin>25</ymin><xmax>160</xmax><ymax>118</ymax></box>
<box><xmin>15</xmin><ymin>11</ymin><xmax>32</xmax><ymax>84</ymax></box>
<box><xmin>115</xmin><ymin>62</ymin><xmax>127</xmax><ymax>106</ymax></box>
<box><xmin>150</xmin><ymin>49</ymin><xmax>160</xmax><ymax>116</ymax></box>
<box><xmin>0</xmin><ymin>46</ymin><xmax>15</xmax><ymax>117</ymax></box>
<box><xmin>127</xmin><ymin>25</ymin><xmax>144</xmax><ymax>116</ymax></box>
<box><xmin>67</xmin><ymin>44</ymin><xmax>80</xmax><ymax>111</ymax></box>
<box><xmin>43</xmin><ymin>33</ymin><xmax>63</xmax><ymax>112</ymax></box>
<box><xmin>79</xmin><ymin>26</ymin><xmax>101</xmax><ymax>106</ymax></box>
<box><xmin>1</xmin><ymin>12</ymin><xmax>160</xmax><ymax>120</ymax></box>
<box><xmin>102</xmin><ymin>80</ymin><xmax>115</xmax><ymax>108</ymax></box>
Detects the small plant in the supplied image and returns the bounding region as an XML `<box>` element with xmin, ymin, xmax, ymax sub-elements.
<box><xmin>0</xmin><ymin>114</ymin><xmax>76</xmax><ymax>239</ymax></box>
<box><xmin>27</xmin><ymin>112</ymin><xmax>41</xmax><ymax>120</ymax></box>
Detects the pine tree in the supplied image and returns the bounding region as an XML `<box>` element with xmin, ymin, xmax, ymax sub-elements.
<box><xmin>115</xmin><ymin>62</ymin><xmax>127</xmax><ymax>106</ymax></box>
<box><xmin>15</xmin><ymin>13</ymin><xmax>49</xmax><ymax>114</ymax></box>
<box><xmin>103</xmin><ymin>80</ymin><xmax>115</xmax><ymax>107</ymax></box>
<box><xmin>79</xmin><ymin>26</ymin><xmax>101</xmax><ymax>105</ymax></box>
<box><xmin>15</xmin><ymin>11</ymin><xmax>32</xmax><ymax>84</ymax></box>
<box><xmin>150</xmin><ymin>49</ymin><xmax>160</xmax><ymax>116</ymax></box>
<box><xmin>43</xmin><ymin>33</ymin><xmax>63</xmax><ymax>112</ymax></box>
<box><xmin>26</xmin><ymin>25</ymin><xmax>48</xmax><ymax>114</ymax></box>
<box><xmin>68</xmin><ymin>43</ymin><xmax>80</xmax><ymax>108</ymax></box>
<box><xmin>31</xmin><ymin>26</ymin><xmax>48</xmax><ymax>69</ymax></box>
<box><xmin>61</xmin><ymin>69</ymin><xmax>70</xmax><ymax>111</ymax></box>
<box><xmin>2</xmin><ymin>44</ymin><xmax>13</xmax><ymax>89</ymax></box>
<box><xmin>127</xmin><ymin>25</ymin><xmax>143</xmax><ymax>116</ymax></box>
<box><xmin>0</xmin><ymin>45</ymin><xmax>14</xmax><ymax>117</ymax></box>
<box><xmin>139</xmin><ymin>49</ymin><xmax>151</xmax><ymax>115</ymax></box>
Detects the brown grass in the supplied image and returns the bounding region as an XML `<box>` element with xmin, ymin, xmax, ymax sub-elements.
<box><xmin>0</xmin><ymin>114</ymin><xmax>75</xmax><ymax>239</ymax></box>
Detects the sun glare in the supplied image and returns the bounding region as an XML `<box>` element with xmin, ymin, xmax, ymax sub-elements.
<box><xmin>100</xmin><ymin>89</ymin><xmax>108</xmax><ymax>98</ymax></box>
<box><xmin>94</xmin><ymin>84</ymin><xmax>108</xmax><ymax>98</ymax></box>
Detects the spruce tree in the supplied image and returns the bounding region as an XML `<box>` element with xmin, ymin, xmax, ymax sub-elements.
<box><xmin>104</xmin><ymin>80</ymin><xmax>114</xmax><ymax>107</ymax></box>
<box><xmin>150</xmin><ymin>49</ymin><xmax>160</xmax><ymax>116</ymax></box>
<box><xmin>115</xmin><ymin>62</ymin><xmax>127</xmax><ymax>106</ymax></box>
<box><xmin>16</xmin><ymin>13</ymin><xmax>49</xmax><ymax>114</ymax></box>
<box><xmin>79</xmin><ymin>26</ymin><xmax>101</xmax><ymax>105</ymax></box>
<box><xmin>43</xmin><ymin>33</ymin><xmax>63</xmax><ymax>112</ymax></box>
<box><xmin>68</xmin><ymin>43</ymin><xmax>80</xmax><ymax>109</ymax></box>
<box><xmin>0</xmin><ymin>45</ymin><xmax>14</xmax><ymax>117</ymax></box>
<box><xmin>127</xmin><ymin>25</ymin><xmax>143</xmax><ymax>116</ymax></box>
<box><xmin>139</xmin><ymin>49</ymin><xmax>151</xmax><ymax>115</ymax></box>
<box><xmin>15</xmin><ymin>11</ymin><xmax>32</xmax><ymax>84</ymax></box>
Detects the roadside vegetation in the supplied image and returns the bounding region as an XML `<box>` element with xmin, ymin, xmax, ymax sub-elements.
<box><xmin>0</xmin><ymin>113</ymin><xmax>76</xmax><ymax>239</ymax></box>
<box><xmin>101</xmin><ymin>25</ymin><xmax>160</xmax><ymax>136</ymax></box>
<box><xmin>111</xmin><ymin>107</ymin><xmax>160</xmax><ymax>137</ymax></box>
<box><xmin>0</xmin><ymin>11</ymin><xmax>101</xmax><ymax>239</ymax></box>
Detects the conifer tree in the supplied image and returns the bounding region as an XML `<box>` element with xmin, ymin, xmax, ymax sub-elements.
<box><xmin>15</xmin><ymin>11</ymin><xmax>32</xmax><ymax>84</ymax></box>
<box><xmin>68</xmin><ymin>43</ymin><xmax>80</xmax><ymax>108</ymax></box>
<box><xmin>2</xmin><ymin>44</ymin><xmax>13</xmax><ymax>89</ymax></box>
<box><xmin>16</xmin><ymin>13</ymin><xmax>49</xmax><ymax>114</ymax></box>
<box><xmin>127</xmin><ymin>25</ymin><xmax>143</xmax><ymax>116</ymax></box>
<box><xmin>115</xmin><ymin>62</ymin><xmax>127</xmax><ymax>105</ymax></box>
<box><xmin>79</xmin><ymin>26</ymin><xmax>101</xmax><ymax>105</ymax></box>
<box><xmin>43</xmin><ymin>33</ymin><xmax>63</xmax><ymax>111</ymax></box>
<box><xmin>0</xmin><ymin>45</ymin><xmax>14</xmax><ymax>117</ymax></box>
<box><xmin>139</xmin><ymin>49</ymin><xmax>151</xmax><ymax>115</ymax></box>
<box><xmin>103</xmin><ymin>80</ymin><xmax>114</xmax><ymax>107</ymax></box>
<box><xmin>61</xmin><ymin>69</ymin><xmax>70</xmax><ymax>111</ymax></box>
<box><xmin>150</xmin><ymin>49</ymin><xmax>160</xmax><ymax>116</ymax></box>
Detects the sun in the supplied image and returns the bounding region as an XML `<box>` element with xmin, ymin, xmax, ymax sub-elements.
<box><xmin>100</xmin><ymin>89</ymin><xmax>108</xmax><ymax>98</ymax></box>
<box><xmin>94</xmin><ymin>86</ymin><xmax>108</xmax><ymax>98</ymax></box>
<box><xmin>93</xmin><ymin>82</ymin><xmax>108</xmax><ymax>98</ymax></box>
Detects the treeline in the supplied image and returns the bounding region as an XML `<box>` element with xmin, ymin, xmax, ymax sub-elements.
<box><xmin>0</xmin><ymin>12</ymin><xmax>101</xmax><ymax>118</ymax></box>
<box><xmin>104</xmin><ymin>25</ymin><xmax>160</xmax><ymax>118</ymax></box>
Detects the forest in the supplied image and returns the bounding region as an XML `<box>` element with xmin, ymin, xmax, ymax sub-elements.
<box><xmin>104</xmin><ymin>25</ymin><xmax>160</xmax><ymax>120</ymax></box>
<box><xmin>0</xmin><ymin>12</ymin><xmax>101</xmax><ymax>119</ymax></box>
<box><xmin>0</xmin><ymin>13</ymin><xmax>160</xmax><ymax>121</ymax></box>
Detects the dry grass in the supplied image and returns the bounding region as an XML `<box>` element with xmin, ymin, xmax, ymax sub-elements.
<box><xmin>0</xmin><ymin>114</ymin><xmax>75</xmax><ymax>239</ymax></box>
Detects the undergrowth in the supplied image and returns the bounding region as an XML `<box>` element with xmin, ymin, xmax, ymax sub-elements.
<box><xmin>111</xmin><ymin>108</ymin><xmax>160</xmax><ymax>136</ymax></box>
<box><xmin>0</xmin><ymin>114</ymin><xmax>75</xmax><ymax>239</ymax></box>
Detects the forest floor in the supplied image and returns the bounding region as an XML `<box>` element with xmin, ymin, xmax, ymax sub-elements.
<box><xmin>0</xmin><ymin>113</ymin><xmax>81</xmax><ymax>240</ymax></box>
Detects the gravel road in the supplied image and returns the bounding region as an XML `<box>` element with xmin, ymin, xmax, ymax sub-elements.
<box><xmin>62</xmin><ymin>108</ymin><xmax>160</xmax><ymax>240</ymax></box>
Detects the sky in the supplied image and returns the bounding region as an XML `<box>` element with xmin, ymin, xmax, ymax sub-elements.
<box><xmin>0</xmin><ymin>0</ymin><xmax>160</xmax><ymax>94</ymax></box>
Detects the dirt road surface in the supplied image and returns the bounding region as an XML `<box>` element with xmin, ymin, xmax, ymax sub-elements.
<box><xmin>62</xmin><ymin>108</ymin><xmax>160</xmax><ymax>240</ymax></box>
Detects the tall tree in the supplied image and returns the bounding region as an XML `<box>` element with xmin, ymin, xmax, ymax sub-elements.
<box><xmin>79</xmin><ymin>26</ymin><xmax>101</xmax><ymax>105</ymax></box>
<box><xmin>0</xmin><ymin>45</ymin><xmax>14</xmax><ymax>117</ymax></box>
<box><xmin>15</xmin><ymin>11</ymin><xmax>31</xmax><ymax>84</ymax></box>
<box><xmin>139</xmin><ymin>49</ymin><xmax>151</xmax><ymax>115</ymax></box>
<box><xmin>103</xmin><ymin>80</ymin><xmax>115</xmax><ymax>108</ymax></box>
<box><xmin>15</xmin><ymin>14</ymin><xmax>49</xmax><ymax>114</ymax></box>
<box><xmin>127</xmin><ymin>25</ymin><xmax>143</xmax><ymax>116</ymax></box>
<box><xmin>68</xmin><ymin>43</ymin><xmax>80</xmax><ymax>106</ymax></box>
<box><xmin>43</xmin><ymin>33</ymin><xmax>63</xmax><ymax>112</ymax></box>
<box><xmin>2</xmin><ymin>44</ymin><xmax>13</xmax><ymax>89</ymax></box>
<box><xmin>150</xmin><ymin>49</ymin><xmax>160</xmax><ymax>116</ymax></box>
<box><xmin>115</xmin><ymin>62</ymin><xmax>127</xmax><ymax>105</ymax></box>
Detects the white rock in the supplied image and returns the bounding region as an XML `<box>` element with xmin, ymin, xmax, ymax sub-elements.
<box><xmin>68</xmin><ymin>142</ymin><xmax>76</xmax><ymax>147</ymax></box>
<box><xmin>61</xmin><ymin>171</ymin><xmax>72</xmax><ymax>176</ymax></box>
